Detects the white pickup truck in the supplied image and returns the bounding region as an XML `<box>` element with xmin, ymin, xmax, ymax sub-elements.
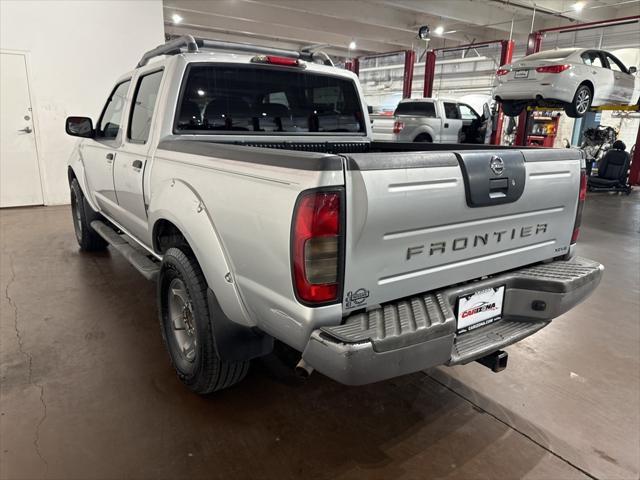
<box><xmin>66</xmin><ymin>36</ymin><xmax>603</xmax><ymax>395</ymax></box>
<box><xmin>372</xmin><ymin>97</ymin><xmax>491</xmax><ymax>144</ymax></box>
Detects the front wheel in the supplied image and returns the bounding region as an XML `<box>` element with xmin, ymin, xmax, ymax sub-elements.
<box><xmin>565</xmin><ymin>85</ymin><xmax>592</xmax><ymax>118</ymax></box>
<box><xmin>70</xmin><ymin>179</ymin><xmax>107</xmax><ymax>251</ymax></box>
<box><xmin>158</xmin><ymin>247</ymin><xmax>249</xmax><ymax>395</ymax></box>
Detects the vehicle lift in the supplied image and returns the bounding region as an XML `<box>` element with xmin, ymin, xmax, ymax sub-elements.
<box><xmin>514</xmin><ymin>15</ymin><xmax>640</xmax><ymax>186</ymax></box>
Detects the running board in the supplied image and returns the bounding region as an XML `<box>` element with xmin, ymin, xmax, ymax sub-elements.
<box><xmin>90</xmin><ymin>220</ymin><xmax>160</xmax><ymax>281</ymax></box>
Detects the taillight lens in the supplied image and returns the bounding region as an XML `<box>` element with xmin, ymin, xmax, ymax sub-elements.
<box><xmin>393</xmin><ymin>121</ymin><xmax>404</xmax><ymax>134</ymax></box>
<box><xmin>496</xmin><ymin>68</ymin><xmax>509</xmax><ymax>76</ymax></box>
<box><xmin>536</xmin><ymin>64</ymin><xmax>570</xmax><ymax>74</ymax></box>
<box><xmin>571</xmin><ymin>169</ymin><xmax>587</xmax><ymax>244</ymax></box>
<box><xmin>292</xmin><ymin>190</ymin><xmax>343</xmax><ymax>304</ymax></box>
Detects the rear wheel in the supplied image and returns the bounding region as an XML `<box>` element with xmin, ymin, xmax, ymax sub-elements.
<box><xmin>414</xmin><ymin>133</ymin><xmax>432</xmax><ymax>143</ymax></box>
<box><xmin>70</xmin><ymin>178</ymin><xmax>107</xmax><ymax>251</ymax></box>
<box><xmin>501</xmin><ymin>100</ymin><xmax>526</xmax><ymax>117</ymax></box>
<box><xmin>565</xmin><ymin>84</ymin><xmax>592</xmax><ymax>118</ymax></box>
<box><xmin>158</xmin><ymin>247</ymin><xmax>249</xmax><ymax>395</ymax></box>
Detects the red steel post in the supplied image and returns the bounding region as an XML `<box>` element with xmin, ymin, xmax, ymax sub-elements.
<box><xmin>514</xmin><ymin>34</ymin><xmax>542</xmax><ymax>145</ymax></box>
<box><xmin>491</xmin><ymin>40</ymin><xmax>515</xmax><ymax>145</ymax></box>
<box><xmin>630</xmin><ymin>123</ymin><xmax>640</xmax><ymax>186</ymax></box>
<box><xmin>423</xmin><ymin>50</ymin><xmax>437</xmax><ymax>98</ymax></box>
<box><xmin>402</xmin><ymin>50</ymin><xmax>416</xmax><ymax>99</ymax></box>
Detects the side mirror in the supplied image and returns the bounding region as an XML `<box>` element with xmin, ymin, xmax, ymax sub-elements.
<box><xmin>629</xmin><ymin>66</ymin><xmax>637</xmax><ymax>74</ymax></box>
<box><xmin>66</xmin><ymin>116</ymin><xmax>94</xmax><ymax>138</ymax></box>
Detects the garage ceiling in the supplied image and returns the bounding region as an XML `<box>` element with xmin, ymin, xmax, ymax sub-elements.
<box><xmin>163</xmin><ymin>0</ymin><xmax>640</xmax><ymax>57</ymax></box>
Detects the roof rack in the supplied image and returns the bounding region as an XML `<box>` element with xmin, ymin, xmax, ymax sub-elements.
<box><xmin>137</xmin><ymin>35</ymin><xmax>334</xmax><ymax>68</ymax></box>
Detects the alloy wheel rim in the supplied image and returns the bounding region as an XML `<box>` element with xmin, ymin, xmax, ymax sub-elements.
<box><xmin>576</xmin><ymin>89</ymin><xmax>590</xmax><ymax>114</ymax></box>
<box><xmin>167</xmin><ymin>278</ymin><xmax>197</xmax><ymax>363</ymax></box>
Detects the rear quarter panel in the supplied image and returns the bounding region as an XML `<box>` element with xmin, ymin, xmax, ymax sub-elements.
<box><xmin>148</xmin><ymin>142</ymin><xmax>345</xmax><ymax>350</ymax></box>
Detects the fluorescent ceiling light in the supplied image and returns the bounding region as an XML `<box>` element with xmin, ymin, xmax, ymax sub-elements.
<box><xmin>171</xmin><ymin>13</ymin><xmax>183</xmax><ymax>23</ymax></box>
<box><xmin>572</xmin><ymin>2</ymin><xmax>584</xmax><ymax>11</ymax></box>
<box><xmin>349</xmin><ymin>41</ymin><xmax>357</xmax><ymax>50</ymax></box>
<box><xmin>434</xmin><ymin>26</ymin><xmax>445</xmax><ymax>35</ymax></box>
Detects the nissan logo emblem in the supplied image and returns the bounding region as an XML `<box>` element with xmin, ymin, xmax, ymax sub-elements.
<box><xmin>490</xmin><ymin>155</ymin><xmax>505</xmax><ymax>175</ymax></box>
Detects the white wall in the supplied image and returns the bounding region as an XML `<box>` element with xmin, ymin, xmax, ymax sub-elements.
<box><xmin>0</xmin><ymin>0</ymin><xmax>164</xmax><ymax>205</ymax></box>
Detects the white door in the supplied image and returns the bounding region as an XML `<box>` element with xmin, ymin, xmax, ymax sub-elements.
<box><xmin>441</xmin><ymin>101</ymin><xmax>463</xmax><ymax>143</ymax></box>
<box><xmin>0</xmin><ymin>52</ymin><xmax>43</xmax><ymax>207</ymax></box>
<box><xmin>603</xmin><ymin>52</ymin><xmax>636</xmax><ymax>104</ymax></box>
<box><xmin>113</xmin><ymin>69</ymin><xmax>164</xmax><ymax>241</ymax></box>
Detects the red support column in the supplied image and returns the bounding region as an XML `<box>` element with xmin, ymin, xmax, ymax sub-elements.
<box><xmin>402</xmin><ymin>50</ymin><xmax>416</xmax><ymax>99</ymax></box>
<box><xmin>630</xmin><ymin>123</ymin><xmax>640</xmax><ymax>186</ymax></box>
<box><xmin>345</xmin><ymin>58</ymin><xmax>359</xmax><ymax>76</ymax></box>
<box><xmin>491</xmin><ymin>40</ymin><xmax>515</xmax><ymax>145</ymax></box>
<box><xmin>514</xmin><ymin>34</ymin><xmax>542</xmax><ymax>145</ymax></box>
<box><xmin>423</xmin><ymin>50</ymin><xmax>436</xmax><ymax>98</ymax></box>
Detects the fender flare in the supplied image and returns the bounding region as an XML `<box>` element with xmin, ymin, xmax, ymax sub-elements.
<box><xmin>148</xmin><ymin>178</ymin><xmax>251</xmax><ymax>327</ymax></box>
<box><xmin>149</xmin><ymin>179</ymin><xmax>272</xmax><ymax>361</ymax></box>
<box><xmin>68</xmin><ymin>145</ymin><xmax>100</xmax><ymax>213</ymax></box>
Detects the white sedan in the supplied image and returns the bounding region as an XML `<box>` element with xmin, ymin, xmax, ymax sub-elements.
<box><xmin>493</xmin><ymin>47</ymin><xmax>639</xmax><ymax>118</ymax></box>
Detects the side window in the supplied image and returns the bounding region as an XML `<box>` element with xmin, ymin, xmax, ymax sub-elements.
<box><xmin>581</xmin><ymin>51</ymin><xmax>604</xmax><ymax>68</ymax></box>
<box><xmin>443</xmin><ymin>102</ymin><xmax>460</xmax><ymax>119</ymax></box>
<box><xmin>97</xmin><ymin>80</ymin><xmax>131</xmax><ymax>139</ymax></box>
<box><xmin>458</xmin><ymin>104</ymin><xmax>479</xmax><ymax>120</ymax></box>
<box><xmin>128</xmin><ymin>70</ymin><xmax>164</xmax><ymax>143</ymax></box>
<box><xmin>604</xmin><ymin>53</ymin><xmax>628</xmax><ymax>73</ymax></box>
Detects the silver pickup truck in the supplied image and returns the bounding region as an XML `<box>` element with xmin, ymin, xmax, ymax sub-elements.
<box><xmin>65</xmin><ymin>36</ymin><xmax>603</xmax><ymax>395</ymax></box>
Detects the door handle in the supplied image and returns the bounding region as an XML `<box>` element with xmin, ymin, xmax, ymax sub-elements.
<box><xmin>18</xmin><ymin>126</ymin><xmax>32</xmax><ymax>133</ymax></box>
<box><xmin>106</xmin><ymin>153</ymin><xmax>114</xmax><ymax>161</ymax></box>
<box><xmin>132</xmin><ymin>160</ymin><xmax>143</xmax><ymax>169</ymax></box>
<box><xmin>444</xmin><ymin>122</ymin><xmax>449</xmax><ymax>128</ymax></box>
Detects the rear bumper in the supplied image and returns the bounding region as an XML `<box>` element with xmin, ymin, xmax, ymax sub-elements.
<box><xmin>494</xmin><ymin>82</ymin><xmax>575</xmax><ymax>104</ymax></box>
<box><xmin>301</xmin><ymin>256</ymin><xmax>603</xmax><ymax>385</ymax></box>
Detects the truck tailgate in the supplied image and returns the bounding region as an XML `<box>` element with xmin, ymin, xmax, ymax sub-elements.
<box><xmin>341</xmin><ymin>148</ymin><xmax>582</xmax><ymax>312</ymax></box>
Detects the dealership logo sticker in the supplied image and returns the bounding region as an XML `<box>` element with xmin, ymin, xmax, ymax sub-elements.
<box><xmin>345</xmin><ymin>288</ymin><xmax>369</xmax><ymax>309</ymax></box>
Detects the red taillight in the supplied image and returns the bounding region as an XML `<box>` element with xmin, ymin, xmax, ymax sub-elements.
<box><xmin>251</xmin><ymin>55</ymin><xmax>302</xmax><ymax>67</ymax></box>
<box><xmin>292</xmin><ymin>190</ymin><xmax>342</xmax><ymax>304</ymax></box>
<box><xmin>393</xmin><ymin>121</ymin><xmax>404</xmax><ymax>134</ymax></box>
<box><xmin>535</xmin><ymin>64</ymin><xmax>570</xmax><ymax>74</ymax></box>
<box><xmin>571</xmin><ymin>169</ymin><xmax>587</xmax><ymax>244</ymax></box>
<box><xmin>496</xmin><ymin>68</ymin><xmax>509</xmax><ymax>76</ymax></box>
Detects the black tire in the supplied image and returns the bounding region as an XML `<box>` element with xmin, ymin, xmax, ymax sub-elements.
<box><xmin>565</xmin><ymin>84</ymin><xmax>592</xmax><ymax>118</ymax></box>
<box><xmin>414</xmin><ymin>133</ymin><xmax>432</xmax><ymax>143</ymax></box>
<box><xmin>501</xmin><ymin>100</ymin><xmax>526</xmax><ymax>117</ymax></box>
<box><xmin>158</xmin><ymin>247</ymin><xmax>249</xmax><ymax>394</ymax></box>
<box><xmin>70</xmin><ymin>178</ymin><xmax>108</xmax><ymax>251</ymax></box>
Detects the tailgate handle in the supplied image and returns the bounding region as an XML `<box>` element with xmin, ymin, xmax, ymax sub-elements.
<box><xmin>489</xmin><ymin>178</ymin><xmax>509</xmax><ymax>198</ymax></box>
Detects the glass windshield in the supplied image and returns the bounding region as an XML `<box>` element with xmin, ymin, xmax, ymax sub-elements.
<box><xmin>175</xmin><ymin>64</ymin><xmax>366</xmax><ymax>135</ymax></box>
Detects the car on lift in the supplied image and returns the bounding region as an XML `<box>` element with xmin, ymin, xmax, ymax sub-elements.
<box><xmin>493</xmin><ymin>47</ymin><xmax>639</xmax><ymax>118</ymax></box>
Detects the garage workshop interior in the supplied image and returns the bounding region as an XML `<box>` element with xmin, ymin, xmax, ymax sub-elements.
<box><xmin>1</xmin><ymin>1</ymin><xmax>639</xmax><ymax>479</ymax></box>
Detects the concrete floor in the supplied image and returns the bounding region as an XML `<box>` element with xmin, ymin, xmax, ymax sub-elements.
<box><xmin>1</xmin><ymin>192</ymin><xmax>638</xmax><ymax>480</ymax></box>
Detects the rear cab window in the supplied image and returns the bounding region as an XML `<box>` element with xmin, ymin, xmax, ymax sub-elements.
<box><xmin>174</xmin><ymin>64</ymin><xmax>366</xmax><ymax>135</ymax></box>
<box><xmin>394</xmin><ymin>102</ymin><xmax>436</xmax><ymax>117</ymax></box>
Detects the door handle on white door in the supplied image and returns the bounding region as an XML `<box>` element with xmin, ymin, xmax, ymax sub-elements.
<box><xmin>18</xmin><ymin>126</ymin><xmax>32</xmax><ymax>133</ymax></box>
